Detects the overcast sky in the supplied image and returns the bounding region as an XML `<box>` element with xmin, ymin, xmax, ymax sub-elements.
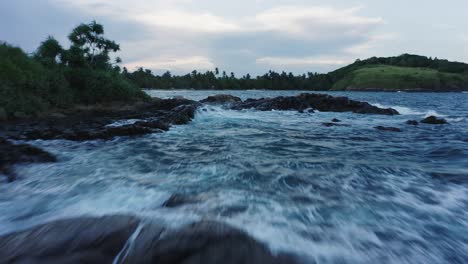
<box><xmin>1</xmin><ymin>0</ymin><xmax>467</xmax><ymax>75</ymax></box>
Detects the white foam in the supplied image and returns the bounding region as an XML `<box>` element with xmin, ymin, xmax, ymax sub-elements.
<box><xmin>372</xmin><ymin>103</ymin><xmax>445</xmax><ymax>117</ymax></box>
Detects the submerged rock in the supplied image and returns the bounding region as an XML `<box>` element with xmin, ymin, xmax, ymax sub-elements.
<box><xmin>375</xmin><ymin>126</ymin><xmax>402</xmax><ymax>132</ymax></box>
<box><xmin>200</xmin><ymin>94</ymin><xmax>242</xmax><ymax>104</ymax></box>
<box><xmin>406</xmin><ymin>120</ymin><xmax>419</xmax><ymax>126</ymax></box>
<box><xmin>421</xmin><ymin>116</ymin><xmax>448</xmax><ymax>125</ymax></box>
<box><xmin>0</xmin><ymin>138</ymin><xmax>56</xmax><ymax>182</ymax></box>
<box><xmin>331</xmin><ymin>118</ymin><xmax>341</xmax><ymax>123</ymax></box>
<box><xmin>322</xmin><ymin>122</ymin><xmax>349</xmax><ymax>127</ymax></box>
<box><xmin>162</xmin><ymin>193</ymin><xmax>202</xmax><ymax>208</ymax></box>
<box><xmin>230</xmin><ymin>93</ymin><xmax>399</xmax><ymax>115</ymax></box>
<box><xmin>0</xmin><ymin>215</ymin><xmax>301</xmax><ymax>264</ymax></box>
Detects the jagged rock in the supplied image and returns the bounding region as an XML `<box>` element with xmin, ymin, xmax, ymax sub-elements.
<box><xmin>406</xmin><ymin>120</ymin><xmax>419</xmax><ymax>125</ymax></box>
<box><xmin>230</xmin><ymin>93</ymin><xmax>399</xmax><ymax>115</ymax></box>
<box><xmin>0</xmin><ymin>215</ymin><xmax>301</xmax><ymax>264</ymax></box>
<box><xmin>200</xmin><ymin>94</ymin><xmax>242</xmax><ymax>104</ymax></box>
<box><xmin>0</xmin><ymin>138</ymin><xmax>56</xmax><ymax>182</ymax></box>
<box><xmin>2</xmin><ymin>98</ymin><xmax>200</xmax><ymax>142</ymax></box>
<box><xmin>421</xmin><ymin>116</ymin><xmax>448</xmax><ymax>125</ymax></box>
<box><xmin>375</xmin><ymin>126</ymin><xmax>402</xmax><ymax>132</ymax></box>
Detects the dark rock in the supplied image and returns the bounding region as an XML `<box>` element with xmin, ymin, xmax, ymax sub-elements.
<box><xmin>2</xmin><ymin>98</ymin><xmax>200</xmax><ymax>142</ymax></box>
<box><xmin>161</xmin><ymin>104</ymin><xmax>198</xmax><ymax>125</ymax></box>
<box><xmin>421</xmin><ymin>116</ymin><xmax>448</xmax><ymax>125</ymax></box>
<box><xmin>0</xmin><ymin>215</ymin><xmax>301</xmax><ymax>264</ymax></box>
<box><xmin>134</xmin><ymin>120</ymin><xmax>170</xmax><ymax>131</ymax></box>
<box><xmin>0</xmin><ymin>138</ymin><xmax>56</xmax><ymax>182</ymax></box>
<box><xmin>230</xmin><ymin>93</ymin><xmax>399</xmax><ymax>115</ymax></box>
<box><xmin>0</xmin><ymin>215</ymin><xmax>140</xmax><ymax>264</ymax></box>
<box><xmin>123</xmin><ymin>220</ymin><xmax>301</xmax><ymax>264</ymax></box>
<box><xmin>375</xmin><ymin>126</ymin><xmax>402</xmax><ymax>132</ymax></box>
<box><xmin>322</xmin><ymin>122</ymin><xmax>349</xmax><ymax>127</ymax></box>
<box><xmin>406</xmin><ymin>120</ymin><xmax>419</xmax><ymax>126</ymax></box>
<box><xmin>200</xmin><ymin>94</ymin><xmax>242</xmax><ymax>104</ymax></box>
<box><xmin>162</xmin><ymin>193</ymin><xmax>201</xmax><ymax>208</ymax></box>
<box><xmin>331</xmin><ymin>118</ymin><xmax>341</xmax><ymax>122</ymax></box>
<box><xmin>0</xmin><ymin>108</ymin><xmax>7</xmax><ymax>121</ymax></box>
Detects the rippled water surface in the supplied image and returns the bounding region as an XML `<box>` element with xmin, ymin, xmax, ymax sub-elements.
<box><xmin>1</xmin><ymin>90</ymin><xmax>468</xmax><ymax>263</ymax></box>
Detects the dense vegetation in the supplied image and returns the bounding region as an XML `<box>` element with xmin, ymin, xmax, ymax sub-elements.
<box><xmin>0</xmin><ymin>21</ymin><xmax>148</xmax><ymax>119</ymax></box>
<box><xmin>130</xmin><ymin>54</ymin><xmax>468</xmax><ymax>91</ymax></box>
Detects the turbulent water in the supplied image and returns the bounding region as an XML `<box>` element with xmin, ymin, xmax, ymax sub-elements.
<box><xmin>1</xmin><ymin>90</ymin><xmax>468</xmax><ymax>263</ymax></box>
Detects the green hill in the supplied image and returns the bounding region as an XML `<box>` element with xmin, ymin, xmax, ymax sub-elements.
<box><xmin>331</xmin><ymin>65</ymin><xmax>468</xmax><ymax>91</ymax></box>
<box><xmin>328</xmin><ymin>54</ymin><xmax>468</xmax><ymax>91</ymax></box>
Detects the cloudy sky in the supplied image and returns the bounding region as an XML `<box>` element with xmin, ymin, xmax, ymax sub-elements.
<box><xmin>1</xmin><ymin>0</ymin><xmax>467</xmax><ymax>75</ymax></box>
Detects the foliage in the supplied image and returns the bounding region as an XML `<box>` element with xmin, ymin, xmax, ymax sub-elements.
<box><xmin>124</xmin><ymin>68</ymin><xmax>333</xmax><ymax>90</ymax></box>
<box><xmin>126</xmin><ymin>54</ymin><xmax>468</xmax><ymax>91</ymax></box>
<box><xmin>0</xmin><ymin>22</ymin><xmax>148</xmax><ymax>119</ymax></box>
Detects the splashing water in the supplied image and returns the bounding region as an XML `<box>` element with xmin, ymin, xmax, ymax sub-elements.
<box><xmin>1</xmin><ymin>91</ymin><xmax>467</xmax><ymax>263</ymax></box>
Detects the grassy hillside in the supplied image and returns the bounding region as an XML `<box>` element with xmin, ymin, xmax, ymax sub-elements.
<box><xmin>331</xmin><ymin>65</ymin><xmax>468</xmax><ymax>91</ymax></box>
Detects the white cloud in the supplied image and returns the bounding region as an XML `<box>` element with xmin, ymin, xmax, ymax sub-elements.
<box><xmin>256</xmin><ymin>56</ymin><xmax>349</xmax><ymax>67</ymax></box>
<box><xmin>124</xmin><ymin>56</ymin><xmax>215</xmax><ymax>72</ymax></box>
<box><xmin>50</xmin><ymin>0</ymin><xmax>387</xmax><ymax>73</ymax></box>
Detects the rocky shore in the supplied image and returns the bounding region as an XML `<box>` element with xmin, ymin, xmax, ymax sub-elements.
<box><xmin>0</xmin><ymin>215</ymin><xmax>302</xmax><ymax>264</ymax></box>
<box><xmin>3</xmin><ymin>93</ymin><xmax>454</xmax><ymax>183</ymax></box>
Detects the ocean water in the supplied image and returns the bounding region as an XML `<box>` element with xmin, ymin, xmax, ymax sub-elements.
<box><xmin>1</xmin><ymin>90</ymin><xmax>467</xmax><ymax>263</ymax></box>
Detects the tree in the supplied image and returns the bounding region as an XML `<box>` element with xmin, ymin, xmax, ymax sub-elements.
<box><xmin>34</xmin><ymin>36</ymin><xmax>63</xmax><ymax>66</ymax></box>
<box><xmin>65</xmin><ymin>20</ymin><xmax>120</xmax><ymax>69</ymax></box>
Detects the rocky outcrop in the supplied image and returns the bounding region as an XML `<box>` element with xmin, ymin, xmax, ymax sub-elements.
<box><xmin>0</xmin><ymin>138</ymin><xmax>56</xmax><ymax>182</ymax></box>
<box><xmin>0</xmin><ymin>215</ymin><xmax>301</xmax><ymax>264</ymax></box>
<box><xmin>421</xmin><ymin>116</ymin><xmax>448</xmax><ymax>124</ymax></box>
<box><xmin>230</xmin><ymin>93</ymin><xmax>399</xmax><ymax>115</ymax></box>
<box><xmin>1</xmin><ymin>98</ymin><xmax>200</xmax><ymax>141</ymax></box>
<box><xmin>200</xmin><ymin>94</ymin><xmax>242</xmax><ymax>104</ymax></box>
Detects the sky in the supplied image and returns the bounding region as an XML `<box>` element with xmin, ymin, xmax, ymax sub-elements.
<box><xmin>1</xmin><ymin>0</ymin><xmax>467</xmax><ymax>75</ymax></box>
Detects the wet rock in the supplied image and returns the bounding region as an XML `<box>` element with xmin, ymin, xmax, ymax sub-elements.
<box><xmin>161</xmin><ymin>104</ymin><xmax>198</xmax><ymax>125</ymax></box>
<box><xmin>322</xmin><ymin>122</ymin><xmax>349</xmax><ymax>127</ymax></box>
<box><xmin>123</xmin><ymin>220</ymin><xmax>301</xmax><ymax>264</ymax></box>
<box><xmin>375</xmin><ymin>126</ymin><xmax>402</xmax><ymax>132</ymax></box>
<box><xmin>134</xmin><ymin>120</ymin><xmax>170</xmax><ymax>131</ymax></box>
<box><xmin>0</xmin><ymin>138</ymin><xmax>56</xmax><ymax>182</ymax></box>
<box><xmin>421</xmin><ymin>116</ymin><xmax>448</xmax><ymax>125</ymax></box>
<box><xmin>217</xmin><ymin>205</ymin><xmax>249</xmax><ymax>217</ymax></box>
<box><xmin>0</xmin><ymin>215</ymin><xmax>140</xmax><ymax>263</ymax></box>
<box><xmin>406</xmin><ymin>120</ymin><xmax>419</xmax><ymax>126</ymax></box>
<box><xmin>0</xmin><ymin>215</ymin><xmax>301</xmax><ymax>264</ymax></box>
<box><xmin>2</xmin><ymin>98</ymin><xmax>200</xmax><ymax>142</ymax></box>
<box><xmin>200</xmin><ymin>94</ymin><xmax>242</xmax><ymax>104</ymax></box>
<box><xmin>162</xmin><ymin>193</ymin><xmax>201</xmax><ymax>208</ymax></box>
<box><xmin>231</xmin><ymin>93</ymin><xmax>399</xmax><ymax>115</ymax></box>
<box><xmin>331</xmin><ymin>118</ymin><xmax>341</xmax><ymax>122</ymax></box>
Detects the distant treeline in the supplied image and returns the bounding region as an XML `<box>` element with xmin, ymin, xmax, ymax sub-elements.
<box><xmin>124</xmin><ymin>68</ymin><xmax>333</xmax><ymax>90</ymax></box>
<box><xmin>124</xmin><ymin>54</ymin><xmax>468</xmax><ymax>90</ymax></box>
